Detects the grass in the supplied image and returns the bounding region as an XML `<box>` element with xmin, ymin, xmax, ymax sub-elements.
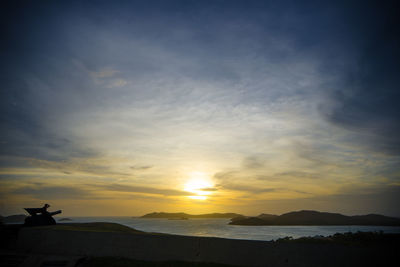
<box><xmin>274</xmin><ymin>231</ymin><xmax>400</xmax><ymax>245</ymax></box>
<box><xmin>42</xmin><ymin>222</ymin><xmax>145</xmax><ymax>234</ymax></box>
<box><xmin>83</xmin><ymin>257</ymin><xmax>235</xmax><ymax>267</ymax></box>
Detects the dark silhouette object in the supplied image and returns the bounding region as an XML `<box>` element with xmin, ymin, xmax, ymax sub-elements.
<box><xmin>24</xmin><ymin>204</ymin><xmax>62</xmax><ymax>226</ymax></box>
<box><xmin>229</xmin><ymin>210</ymin><xmax>400</xmax><ymax>226</ymax></box>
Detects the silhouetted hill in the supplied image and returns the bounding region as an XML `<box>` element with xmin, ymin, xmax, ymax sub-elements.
<box><xmin>0</xmin><ymin>214</ymin><xmax>27</xmax><ymax>224</ymax></box>
<box><xmin>257</xmin><ymin>213</ymin><xmax>279</xmax><ymax>220</ymax></box>
<box><xmin>141</xmin><ymin>212</ymin><xmax>243</xmax><ymax>219</ymax></box>
<box><xmin>277</xmin><ymin>210</ymin><xmax>349</xmax><ymax>225</ymax></box>
<box><xmin>229</xmin><ymin>210</ymin><xmax>400</xmax><ymax>226</ymax></box>
<box><xmin>350</xmin><ymin>214</ymin><xmax>400</xmax><ymax>225</ymax></box>
<box><xmin>229</xmin><ymin>215</ymin><xmax>248</xmax><ymax>223</ymax></box>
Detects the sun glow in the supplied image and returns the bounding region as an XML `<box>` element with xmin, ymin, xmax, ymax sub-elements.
<box><xmin>184</xmin><ymin>172</ymin><xmax>214</xmax><ymax>200</ymax></box>
<box><xmin>188</xmin><ymin>195</ymin><xmax>207</xmax><ymax>200</ymax></box>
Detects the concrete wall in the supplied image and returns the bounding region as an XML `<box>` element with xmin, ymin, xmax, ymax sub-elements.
<box><xmin>16</xmin><ymin>227</ymin><xmax>395</xmax><ymax>267</ymax></box>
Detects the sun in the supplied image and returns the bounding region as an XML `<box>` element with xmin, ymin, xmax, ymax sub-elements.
<box><xmin>184</xmin><ymin>172</ymin><xmax>214</xmax><ymax>200</ymax></box>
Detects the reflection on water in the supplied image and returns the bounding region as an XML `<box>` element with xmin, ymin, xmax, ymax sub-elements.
<box><xmin>58</xmin><ymin>217</ymin><xmax>400</xmax><ymax>241</ymax></box>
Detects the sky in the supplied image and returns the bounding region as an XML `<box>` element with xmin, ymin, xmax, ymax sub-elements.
<box><xmin>1</xmin><ymin>0</ymin><xmax>399</xmax><ymax>217</ymax></box>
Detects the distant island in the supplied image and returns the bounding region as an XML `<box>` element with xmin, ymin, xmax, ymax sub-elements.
<box><xmin>59</xmin><ymin>218</ymin><xmax>73</xmax><ymax>221</ymax></box>
<box><xmin>141</xmin><ymin>212</ymin><xmax>243</xmax><ymax>219</ymax></box>
<box><xmin>0</xmin><ymin>214</ymin><xmax>27</xmax><ymax>224</ymax></box>
<box><xmin>229</xmin><ymin>210</ymin><xmax>400</xmax><ymax>226</ymax></box>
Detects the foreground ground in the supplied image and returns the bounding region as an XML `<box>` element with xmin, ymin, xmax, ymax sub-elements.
<box><xmin>1</xmin><ymin>223</ymin><xmax>399</xmax><ymax>267</ymax></box>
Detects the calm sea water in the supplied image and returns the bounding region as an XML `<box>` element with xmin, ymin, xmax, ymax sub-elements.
<box><xmin>56</xmin><ymin>217</ymin><xmax>400</xmax><ymax>241</ymax></box>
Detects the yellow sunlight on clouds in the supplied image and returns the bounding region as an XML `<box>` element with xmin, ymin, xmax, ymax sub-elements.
<box><xmin>184</xmin><ymin>171</ymin><xmax>214</xmax><ymax>200</ymax></box>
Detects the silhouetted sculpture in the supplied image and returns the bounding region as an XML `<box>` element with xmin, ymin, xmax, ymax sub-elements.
<box><xmin>24</xmin><ymin>204</ymin><xmax>62</xmax><ymax>226</ymax></box>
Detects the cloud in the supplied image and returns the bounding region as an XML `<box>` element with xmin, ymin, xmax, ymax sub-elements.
<box><xmin>88</xmin><ymin>183</ymin><xmax>189</xmax><ymax>197</ymax></box>
<box><xmin>1</xmin><ymin>0</ymin><xmax>399</xmax><ymax>216</ymax></box>
<box><xmin>199</xmin><ymin>187</ymin><xmax>218</xmax><ymax>192</ymax></box>
<box><xmin>216</xmin><ymin>182</ymin><xmax>276</xmax><ymax>194</ymax></box>
<box><xmin>268</xmin><ymin>171</ymin><xmax>322</xmax><ymax>180</ymax></box>
<box><xmin>12</xmin><ymin>185</ymin><xmax>93</xmax><ymax>200</ymax></box>
<box><xmin>90</xmin><ymin>70</ymin><xmax>118</xmax><ymax>78</ymax></box>
<box><xmin>130</xmin><ymin>165</ymin><xmax>153</xmax><ymax>170</ymax></box>
<box><xmin>107</xmin><ymin>79</ymin><xmax>127</xmax><ymax>88</ymax></box>
<box><xmin>8</xmin><ymin>182</ymin><xmax>190</xmax><ymax>200</ymax></box>
<box><xmin>213</xmin><ymin>171</ymin><xmax>237</xmax><ymax>181</ymax></box>
<box><xmin>26</xmin><ymin>157</ymin><xmax>131</xmax><ymax>177</ymax></box>
<box><xmin>242</xmin><ymin>156</ymin><xmax>265</xmax><ymax>169</ymax></box>
<box><xmin>319</xmin><ymin>1</ymin><xmax>400</xmax><ymax>156</ymax></box>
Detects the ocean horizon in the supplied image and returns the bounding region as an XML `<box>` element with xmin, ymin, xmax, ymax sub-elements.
<box><xmin>56</xmin><ymin>216</ymin><xmax>400</xmax><ymax>241</ymax></box>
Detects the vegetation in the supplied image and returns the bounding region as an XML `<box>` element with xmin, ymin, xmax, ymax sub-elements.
<box><xmin>83</xmin><ymin>257</ymin><xmax>235</xmax><ymax>267</ymax></box>
<box><xmin>43</xmin><ymin>222</ymin><xmax>144</xmax><ymax>234</ymax></box>
<box><xmin>274</xmin><ymin>231</ymin><xmax>400</xmax><ymax>245</ymax></box>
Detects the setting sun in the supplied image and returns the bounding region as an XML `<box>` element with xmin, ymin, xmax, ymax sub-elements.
<box><xmin>184</xmin><ymin>172</ymin><xmax>214</xmax><ymax>200</ymax></box>
<box><xmin>187</xmin><ymin>196</ymin><xmax>208</xmax><ymax>200</ymax></box>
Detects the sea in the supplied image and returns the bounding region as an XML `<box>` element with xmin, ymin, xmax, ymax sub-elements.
<box><xmin>56</xmin><ymin>217</ymin><xmax>400</xmax><ymax>241</ymax></box>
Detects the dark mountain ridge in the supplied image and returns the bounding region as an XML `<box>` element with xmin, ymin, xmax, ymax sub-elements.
<box><xmin>229</xmin><ymin>210</ymin><xmax>400</xmax><ymax>226</ymax></box>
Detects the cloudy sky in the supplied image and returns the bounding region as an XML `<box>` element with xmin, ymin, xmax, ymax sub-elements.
<box><xmin>1</xmin><ymin>0</ymin><xmax>399</xmax><ymax>216</ymax></box>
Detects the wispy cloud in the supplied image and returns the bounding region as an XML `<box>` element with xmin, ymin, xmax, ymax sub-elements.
<box><xmin>88</xmin><ymin>183</ymin><xmax>189</xmax><ymax>197</ymax></box>
<box><xmin>12</xmin><ymin>185</ymin><xmax>94</xmax><ymax>200</ymax></box>
<box><xmin>217</xmin><ymin>183</ymin><xmax>276</xmax><ymax>194</ymax></box>
<box><xmin>199</xmin><ymin>187</ymin><xmax>218</xmax><ymax>192</ymax></box>
<box><xmin>130</xmin><ymin>165</ymin><xmax>153</xmax><ymax>170</ymax></box>
<box><xmin>90</xmin><ymin>69</ymin><xmax>118</xmax><ymax>78</ymax></box>
<box><xmin>0</xmin><ymin>0</ymin><xmax>399</xmax><ymax>216</ymax></box>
